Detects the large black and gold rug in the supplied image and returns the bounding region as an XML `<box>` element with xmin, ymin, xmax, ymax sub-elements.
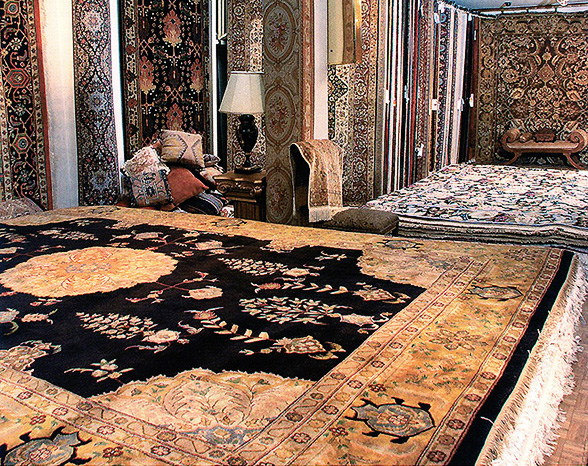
<box><xmin>0</xmin><ymin>207</ymin><xmax>585</xmax><ymax>465</ymax></box>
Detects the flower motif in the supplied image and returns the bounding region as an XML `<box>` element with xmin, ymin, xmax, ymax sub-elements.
<box><xmin>143</xmin><ymin>329</ymin><xmax>180</xmax><ymax>344</ymax></box>
<box><xmin>292</xmin><ymin>432</ymin><xmax>311</xmax><ymax>444</ymax></box>
<box><xmin>0</xmin><ymin>309</ymin><xmax>18</xmax><ymax>323</ymax></box>
<box><xmin>30</xmin><ymin>415</ymin><xmax>46</xmax><ymax>425</ymax></box>
<box><xmin>21</xmin><ymin>313</ymin><xmax>51</xmax><ymax>323</ymax></box>
<box><xmin>275</xmin><ymin>336</ymin><xmax>326</xmax><ymax>354</ymax></box>
<box><xmin>151</xmin><ymin>445</ymin><xmax>171</xmax><ymax>457</ymax></box>
<box><xmin>103</xmin><ymin>447</ymin><xmax>124</xmax><ymax>458</ymax></box>
<box><xmin>187</xmin><ymin>287</ymin><xmax>223</xmax><ymax>300</ymax></box>
<box><xmin>322</xmin><ymin>405</ymin><xmax>338</xmax><ymax>415</ymax></box>
<box><xmin>52</xmin><ymin>407</ymin><xmax>68</xmax><ymax>416</ymax></box>
<box><xmin>447</xmin><ymin>419</ymin><xmax>465</xmax><ymax>430</ymax></box>
<box><xmin>329</xmin><ymin>427</ymin><xmax>348</xmax><ymax>437</ymax></box>
<box><xmin>427</xmin><ymin>450</ymin><xmax>447</xmax><ymax>463</ymax></box>
<box><xmin>369</xmin><ymin>383</ymin><xmax>386</xmax><ymax>393</ymax></box>
<box><xmin>438</xmin><ymin>435</ymin><xmax>455</xmax><ymax>445</ymax></box>
<box><xmin>98</xmin><ymin>426</ymin><xmax>115</xmax><ymax>435</ymax></box>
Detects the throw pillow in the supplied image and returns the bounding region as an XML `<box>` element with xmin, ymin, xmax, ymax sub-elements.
<box><xmin>125</xmin><ymin>169</ymin><xmax>173</xmax><ymax>208</ymax></box>
<box><xmin>160</xmin><ymin>130</ymin><xmax>204</xmax><ymax>169</ymax></box>
<box><xmin>122</xmin><ymin>145</ymin><xmax>168</xmax><ymax>179</ymax></box>
<box><xmin>160</xmin><ymin>166</ymin><xmax>208</xmax><ymax>211</ymax></box>
<box><xmin>179</xmin><ymin>191</ymin><xmax>229</xmax><ymax>216</ymax></box>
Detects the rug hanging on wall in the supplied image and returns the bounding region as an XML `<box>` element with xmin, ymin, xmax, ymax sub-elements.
<box><xmin>120</xmin><ymin>0</ymin><xmax>210</xmax><ymax>156</ymax></box>
<box><xmin>226</xmin><ymin>0</ymin><xmax>266</xmax><ymax>171</ymax></box>
<box><xmin>0</xmin><ymin>0</ymin><xmax>52</xmax><ymax>209</ymax></box>
<box><xmin>474</xmin><ymin>13</ymin><xmax>588</xmax><ymax>165</ymax></box>
<box><xmin>73</xmin><ymin>0</ymin><xmax>120</xmax><ymax>205</ymax></box>
<box><xmin>327</xmin><ymin>0</ymin><xmax>383</xmax><ymax>206</ymax></box>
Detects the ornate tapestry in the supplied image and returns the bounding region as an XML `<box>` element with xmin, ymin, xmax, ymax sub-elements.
<box><xmin>72</xmin><ymin>0</ymin><xmax>120</xmax><ymax>205</ymax></box>
<box><xmin>433</xmin><ymin>4</ymin><xmax>468</xmax><ymax>172</ymax></box>
<box><xmin>365</xmin><ymin>163</ymin><xmax>588</xmax><ymax>251</ymax></box>
<box><xmin>227</xmin><ymin>0</ymin><xmax>266</xmax><ymax>171</ymax></box>
<box><xmin>263</xmin><ymin>0</ymin><xmax>314</xmax><ymax>224</ymax></box>
<box><xmin>327</xmin><ymin>0</ymin><xmax>385</xmax><ymax>205</ymax></box>
<box><xmin>474</xmin><ymin>13</ymin><xmax>588</xmax><ymax>165</ymax></box>
<box><xmin>412</xmin><ymin>0</ymin><xmax>436</xmax><ymax>183</ymax></box>
<box><xmin>0</xmin><ymin>0</ymin><xmax>52</xmax><ymax>209</ymax></box>
<box><xmin>120</xmin><ymin>0</ymin><xmax>210</xmax><ymax>156</ymax></box>
<box><xmin>0</xmin><ymin>206</ymin><xmax>585</xmax><ymax>465</ymax></box>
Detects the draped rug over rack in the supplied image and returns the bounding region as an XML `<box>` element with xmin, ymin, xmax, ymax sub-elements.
<box><xmin>0</xmin><ymin>207</ymin><xmax>585</xmax><ymax>465</ymax></box>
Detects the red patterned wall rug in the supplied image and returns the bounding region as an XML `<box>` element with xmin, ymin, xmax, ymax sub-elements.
<box><xmin>474</xmin><ymin>13</ymin><xmax>588</xmax><ymax>165</ymax></box>
<box><xmin>0</xmin><ymin>0</ymin><xmax>52</xmax><ymax>209</ymax></box>
<box><xmin>120</xmin><ymin>0</ymin><xmax>211</xmax><ymax>156</ymax></box>
<box><xmin>0</xmin><ymin>206</ymin><xmax>586</xmax><ymax>465</ymax></box>
<box><xmin>73</xmin><ymin>0</ymin><xmax>121</xmax><ymax>205</ymax></box>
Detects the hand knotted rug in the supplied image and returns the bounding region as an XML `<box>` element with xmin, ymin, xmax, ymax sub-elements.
<box><xmin>0</xmin><ymin>207</ymin><xmax>585</xmax><ymax>466</ymax></box>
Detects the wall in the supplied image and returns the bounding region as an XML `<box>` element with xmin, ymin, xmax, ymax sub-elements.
<box><xmin>473</xmin><ymin>13</ymin><xmax>588</xmax><ymax>165</ymax></box>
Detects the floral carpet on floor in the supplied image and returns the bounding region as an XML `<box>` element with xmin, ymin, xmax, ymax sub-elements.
<box><xmin>0</xmin><ymin>206</ymin><xmax>585</xmax><ymax>465</ymax></box>
<box><xmin>365</xmin><ymin>164</ymin><xmax>588</xmax><ymax>251</ymax></box>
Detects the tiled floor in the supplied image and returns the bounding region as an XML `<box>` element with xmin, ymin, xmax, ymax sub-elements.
<box><xmin>545</xmin><ymin>298</ymin><xmax>588</xmax><ymax>466</ymax></box>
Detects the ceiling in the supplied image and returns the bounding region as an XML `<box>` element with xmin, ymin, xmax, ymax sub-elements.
<box><xmin>455</xmin><ymin>0</ymin><xmax>587</xmax><ymax>9</ymax></box>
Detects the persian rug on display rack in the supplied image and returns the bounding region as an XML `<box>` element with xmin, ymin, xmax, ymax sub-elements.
<box><xmin>365</xmin><ymin>163</ymin><xmax>588</xmax><ymax>252</ymax></box>
<box><xmin>0</xmin><ymin>206</ymin><xmax>586</xmax><ymax>465</ymax></box>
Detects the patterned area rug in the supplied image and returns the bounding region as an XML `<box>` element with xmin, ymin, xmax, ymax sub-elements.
<box><xmin>365</xmin><ymin>164</ymin><xmax>588</xmax><ymax>251</ymax></box>
<box><xmin>0</xmin><ymin>207</ymin><xmax>585</xmax><ymax>465</ymax></box>
<box><xmin>120</xmin><ymin>0</ymin><xmax>210</xmax><ymax>154</ymax></box>
<box><xmin>0</xmin><ymin>0</ymin><xmax>51</xmax><ymax>209</ymax></box>
<box><xmin>72</xmin><ymin>0</ymin><xmax>120</xmax><ymax>205</ymax></box>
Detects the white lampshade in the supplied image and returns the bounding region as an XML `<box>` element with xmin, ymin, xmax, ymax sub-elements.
<box><xmin>219</xmin><ymin>72</ymin><xmax>265</xmax><ymax>114</ymax></box>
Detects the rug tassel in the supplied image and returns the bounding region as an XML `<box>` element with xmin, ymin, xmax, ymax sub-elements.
<box><xmin>477</xmin><ymin>254</ymin><xmax>588</xmax><ymax>466</ymax></box>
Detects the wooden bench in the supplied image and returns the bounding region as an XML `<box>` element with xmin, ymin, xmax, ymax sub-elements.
<box><xmin>501</xmin><ymin>128</ymin><xmax>588</xmax><ymax>169</ymax></box>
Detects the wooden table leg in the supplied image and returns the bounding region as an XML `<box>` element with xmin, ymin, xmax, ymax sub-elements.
<box><xmin>564</xmin><ymin>151</ymin><xmax>587</xmax><ymax>170</ymax></box>
<box><xmin>505</xmin><ymin>151</ymin><xmax>523</xmax><ymax>166</ymax></box>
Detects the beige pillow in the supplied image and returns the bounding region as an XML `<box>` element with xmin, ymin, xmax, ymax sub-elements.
<box><xmin>160</xmin><ymin>130</ymin><xmax>204</xmax><ymax>169</ymax></box>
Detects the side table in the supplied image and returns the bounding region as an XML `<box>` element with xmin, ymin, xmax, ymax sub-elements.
<box><xmin>214</xmin><ymin>170</ymin><xmax>267</xmax><ymax>221</ymax></box>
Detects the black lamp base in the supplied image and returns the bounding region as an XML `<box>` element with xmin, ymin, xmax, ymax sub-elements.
<box><xmin>235</xmin><ymin>165</ymin><xmax>262</xmax><ymax>174</ymax></box>
<box><xmin>235</xmin><ymin>115</ymin><xmax>262</xmax><ymax>174</ymax></box>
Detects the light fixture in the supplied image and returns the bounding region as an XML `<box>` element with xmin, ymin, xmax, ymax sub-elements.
<box><xmin>219</xmin><ymin>71</ymin><xmax>264</xmax><ymax>174</ymax></box>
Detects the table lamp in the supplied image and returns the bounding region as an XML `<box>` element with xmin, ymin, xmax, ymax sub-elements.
<box><xmin>219</xmin><ymin>71</ymin><xmax>264</xmax><ymax>174</ymax></box>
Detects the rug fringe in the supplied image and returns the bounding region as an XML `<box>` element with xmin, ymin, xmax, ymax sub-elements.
<box><xmin>477</xmin><ymin>253</ymin><xmax>588</xmax><ymax>466</ymax></box>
